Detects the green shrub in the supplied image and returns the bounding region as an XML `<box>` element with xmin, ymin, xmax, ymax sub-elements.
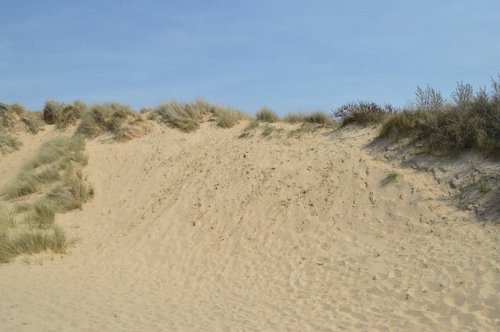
<box><xmin>256</xmin><ymin>107</ymin><xmax>279</xmax><ymax>123</ymax></box>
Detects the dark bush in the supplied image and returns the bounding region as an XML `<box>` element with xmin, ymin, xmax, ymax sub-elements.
<box><xmin>333</xmin><ymin>101</ymin><xmax>393</xmax><ymax>126</ymax></box>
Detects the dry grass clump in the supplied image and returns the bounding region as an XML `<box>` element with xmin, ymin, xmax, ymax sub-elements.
<box><xmin>151</xmin><ymin>99</ymin><xmax>246</xmax><ymax>131</ymax></box>
<box><xmin>379</xmin><ymin>78</ymin><xmax>500</xmax><ymax>157</ymax></box>
<box><xmin>256</xmin><ymin>107</ymin><xmax>279</xmax><ymax>123</ymax></box>
<box><xmin>333</xmin><ymin>102</ymin><xmax>393</xmax><ymax>127</ymax></box>
<box><xmin>153</xmin><ymin>101</ymin><xmax>206</xmax><ymax>132</ymax></box>
<box><xmin>211</xmin><ymin>107</ymin><xmax>249</xmax><ymax>128</ymax></box>
<box><xmin>76</xmin><ymin>103</ymin><xmax>139</xmax><ymax>139</ymax></box>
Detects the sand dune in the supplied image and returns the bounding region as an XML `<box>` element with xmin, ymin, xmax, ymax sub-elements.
<box><xmin>1</xmin><ymin>121</ymin><xmax>499</xmax><ymax>331</ymax></box>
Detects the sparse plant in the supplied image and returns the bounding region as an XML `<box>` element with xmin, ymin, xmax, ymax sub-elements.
<box><xmin>381</xmin><ymin>171</ymin><xmax>399</xmax><ymax>185</ymax></box>
<box><xmin>239</xmin><ymin>120</ymin><xmax>259</xmax><ymax>138</ymax></box>
<box><xmin>261</xmin><ymin>125</ymin><xmax>275</xmax><ymax>137</ymax></box>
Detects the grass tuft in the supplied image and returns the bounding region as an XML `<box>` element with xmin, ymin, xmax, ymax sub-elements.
<box><xmin>212</xmin><ymin>107</ymin><xmax>248</xmax><ymax>128</ymax></box>
<box><xmin>256</xmin><ymin>107</ymin><xmax>279</xmax><ymax>123</ymax></box>
<box><xmin>29</xmin><ymin>200</ymin><xmax>57</xmax><ymax>228</ymax></box>
<box><xmin>151</xmin><ymin>101</ymin><xmax>205</xmax><ymax>132</ymax></box>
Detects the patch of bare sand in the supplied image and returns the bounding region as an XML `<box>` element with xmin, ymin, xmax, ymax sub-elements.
<box><xmin>0</xmin><ymin>121</ymin><xmax>498</xmax><ymax>331</ymax></box>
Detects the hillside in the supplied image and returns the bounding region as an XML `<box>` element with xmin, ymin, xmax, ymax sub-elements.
<box><xmin>0</xmin><ymin>119</ymin><xmax>498</xmax><ymax>331</ymax></box>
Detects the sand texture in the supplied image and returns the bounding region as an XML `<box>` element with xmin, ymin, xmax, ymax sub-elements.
<box><xmin>1</xmin><ymin>122</ymin><xmax>499</xmax><ymax>331</ymax></box>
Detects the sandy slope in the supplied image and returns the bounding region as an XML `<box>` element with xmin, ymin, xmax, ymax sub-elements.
<box><xmin>0</xmin><ymin>121</ymin><xmax>498</xmax><ymax>331</ymax></box>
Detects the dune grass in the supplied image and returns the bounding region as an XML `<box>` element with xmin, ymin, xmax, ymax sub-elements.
<box><xmin>256</xmin><ymin>107</ymin><xmax>279</xmax><ymax>123</ymax></box>
<box><xmin>284</xmin><ymin>111</ymin><xmax>335</xmax><ymax>126</ymax></box>
<box><xmin>0</xmin><ymin>131</ymin><xmax>22</xmax><ymax>153</ymax></box>
<box><xmin>76</xmin><ymin>103</ymin><xmax>138</xmax><ymax>138</ymax></box>
<box><xmin>0</xmin><ymin>205</ymin><xmax>16</xmax><ymax>228</ymax></box>
<box><xmin>151</xmin><ymin>99</ymin><xmax>247</xmax><ymax>131</ymax></box>
<box><xmin>0</xmin><ymin>135</ymin><xmax>93</xmax><ymax>262</ymax></box>
<box><xmin>153</xmin><ymin>101</ymin><xmax>206</xmax><ymax>132</ymax></box>
<box><xmin>1</xmin><ymin>103</ymin><xmax>44</xmax><ymax>134</ymax></box>
<box><xmin>211</xmin><ymin>107</ymin><xmax>248</xmax><ymax>128</ymax></box>
<box><xmin>0</xmin><ymin>226</ymin><xmax>68</xmax><ymax>263</ymax></box>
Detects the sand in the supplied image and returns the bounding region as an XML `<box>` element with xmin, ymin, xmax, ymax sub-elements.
<box><xmin>1</xmin><ymin>121</ymin><xmax>499</xmax><ymax>331</ymax></box>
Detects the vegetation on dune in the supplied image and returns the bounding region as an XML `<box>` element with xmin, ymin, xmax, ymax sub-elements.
<box><xmin>379</xmin><ymin>77</ymin><xmax>500</xmax><ymax>157</ymax></box>
<box><xmin>1</xmin><ymin>102</ymin><xmax>44</xmax><ymax>134</ymax></box>
<box><xmin>0</xmin><ymin>135</ymin><xmax>93</xmax><ymax>262</ymax></box>
<box><xmin>0</xmin><ymin>131</ymin><xmax>22</xmax><ymax>153</ymax></box>
<box><xmin>256</xmin><ymin>107</ymin><xmax>279</xmax><ymax>123</ymax></box>
<box><xmin>284</xmin><ymin>111</ymin><xmax>335</xmax><ymax>126</ymax></box>
<box><xmin>151</xmin><ymin>99</ymin><xmax>247</xmax><ymax>131</ymax></box>
<box><xmin>381</xmin><ymin>171</ymin><xmax>399</xmax><ymax>186</ymax></box>
<box><xmin>0</xmin><ymin>225</ymin><xmax>68</xmax><ymax>263</ymax></box>
<box><xmin>42</xmin><ymin>100</ymin><xmax>86</xmax><ymax>128</ymax></box>
<box><xmin>238</xmin><ymin>120</ymin><xmax>260</xmax><ymax>138</ymax></box>
<box><xmin>333</xmin><ymin>101</ymin><xmax>394</xmax><ymax>127</ymax></box>
<box><xmin>76</xmin><ymin>102</ymin><xmax>140</xmax><ymax>138</ymax></box>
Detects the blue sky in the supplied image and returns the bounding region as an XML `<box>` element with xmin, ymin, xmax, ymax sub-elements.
<box><xmin>1</xmin><ymin>0</ymin><xmax>499</xmax><ymax>114</ymax></box>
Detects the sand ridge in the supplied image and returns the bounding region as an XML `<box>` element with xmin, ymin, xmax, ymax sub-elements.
<box><xmin>0</xmin><ymin>121</ymin><xmax>499</xmax><ymax>331</ymax></box>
